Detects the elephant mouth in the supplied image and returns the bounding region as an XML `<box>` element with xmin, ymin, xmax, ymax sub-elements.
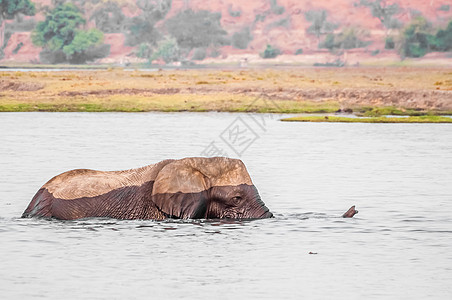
<box><xmin>257</xmin><ymin>210</ymin><xmax>274</xmax><ymax>219</ymax></box>
<box><xmin>218</xmin><ymin>209</ymin><xmax>273</xmax><ymax>220</ymax></box>
<box><xmin>259</xmin><ymin>211</ymin><xmax>274</xmax><ymax>219</ymax></box>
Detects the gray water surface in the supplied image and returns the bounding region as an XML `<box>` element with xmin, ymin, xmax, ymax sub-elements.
<box><xmin>1</xmin><ymin>112</ymin><xmax>451</xmax><ymax>299</ymax></box>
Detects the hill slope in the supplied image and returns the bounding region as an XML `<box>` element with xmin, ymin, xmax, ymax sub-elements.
<box><xmin>1</xmin><ymin>0</ymin><xmax>451</xmax><ymax>65</ymax></box>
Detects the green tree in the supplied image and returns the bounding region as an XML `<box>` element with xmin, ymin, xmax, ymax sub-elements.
<box><xmin>125</xmin><ymin>16</ymin><xmax>160</xmax><ymax>47</ymax></box>
<box><xmin>137</xmin><ymin>42</ymin><xmax>153</xmax><ymax>59</ymax></box>
<box><xmin>358</xmin><ymin>0</ymin><xmax>402</xmax><ymax>30</ymax></box>
<box><xmin>0</xmin><ymin>0</ymin><xmax>35</xmax><ymax>20</ymax></box>
<box><xmin>385</xmin><ymin>36</ymin><xmax>395</xmax><ymax>49</ymax></box>
<box><xmin>90</xmin><ymin>1</ymin><xmax>126</xmax><ymax>33</ymax></box>
<box><xmin>136</xmin><ymin>0</ymin><xmax>172</xmax><ymax>20</ymax></box>
<box><xmin>32</xmin><ymin>3</ymin><xmax>85</xmax><ymax>51</ymax></box>
<box><xmin>150</xmin><ymin>37</ymin><xmax>180</xmax><ymax>63</ymax></box>
<box><xmin>165</xmin><ymin>9</ymin><xmax>229</xmax><ymax>53</ymax></box>
<box><xmin>399</xmin><ymin>17</ymin><xmax>434</xmax><ymax>58</ymax></box>
<box><xmin>269</xmin><ymin>0</ymin><xmax>285</xmax><ymax>15</ymax></box>
<box><xmin>304</xmin><ymin>9</ymin><xmax>338</xmax><ymax>43</ymax></box>
<box><xmin>432</xmin><ymin>20</ymin><xmax>452</xmax><ymax>52</ymax></box>
<box><xmin>320</xmin><ymin>27</ymin><xmax>371</xmax><ymax>52</ymax></box>
<box><xmin>32</xmin><ymin>3</ymin><xmax>109</xmax><ymax>63</ymax></box>
<box><xmin>232</xmin><ymin>27</ymin><xmax>252</xmax><ymax>49</ymax></box>
<box><xmin>125</xmin><ymin>0</ymin><xmax>172</xmax><ymax>47</ymax></box>
<box><xmin>63</xmin><ymin>29</ymin><xmax>103</xmax><ymax>56</ymax></box>
<box><xmin>0</xmin><ymin>0</ymin><xmax>35</xmax><ymax>56</ymax></box>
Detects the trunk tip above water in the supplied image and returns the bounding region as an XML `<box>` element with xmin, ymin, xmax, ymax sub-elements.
<box><xmin>342</xmin><ymin>205</ymin><xmax>358</xmax><ymax>218</ymax></box>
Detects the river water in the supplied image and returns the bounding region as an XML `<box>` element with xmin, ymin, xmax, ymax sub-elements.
<box><xmin>0</xmin><ymin>112</ymin><xmax>451</xmax><ymax>299</ymax></box>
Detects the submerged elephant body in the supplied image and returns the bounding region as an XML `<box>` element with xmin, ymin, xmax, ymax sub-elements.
<box><xmin>22</xmin><ymin>157</ymin><xmax>272</xmax><ymax>220</ymax></box>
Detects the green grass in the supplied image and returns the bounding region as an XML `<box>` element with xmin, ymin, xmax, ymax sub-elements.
<box><xmin>353</xmin><ymin>106</ymin><xmax>452</xmax><ymax>117</ymax></box>
<box><xmin>280</xmin><ymin>115</ymin><xmax>452</xmax><ymax>123</ymax></box>
<box><xmin>0</xmin><ymin>97</ymin><xmax>341</xmax><ymax>113</ymax></box>
<box><xmin>0</xmin><ymin>103</ymin><xmax>109</xmax><ymax>112</ymax></box>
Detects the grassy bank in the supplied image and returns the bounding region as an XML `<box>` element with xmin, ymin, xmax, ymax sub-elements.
<box><xmin>0</xmin><ymin>67</ymin><xmax>451</xmax><ymax>114</ymax></box>
<box><xmin>0</xmin><ymin>96</ymin><xmax>340</xmax><ymax>113</ymax></box>
<box><xmin>280</xmin><ymin>115</ymin><xmax>452</xmax><ymax>123</ymax></box>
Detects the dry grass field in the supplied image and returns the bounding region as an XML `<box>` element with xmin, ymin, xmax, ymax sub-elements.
<box><xmin>1</xmin><ymin>67</ymin><xmax>451</xmax><ymax>116</ymax></box>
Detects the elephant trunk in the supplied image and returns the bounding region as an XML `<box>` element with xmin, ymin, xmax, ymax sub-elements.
<box><xmin>247</xmin><ymin>193</ymin><xmax>273</xmax><ymax>219</ymax></box>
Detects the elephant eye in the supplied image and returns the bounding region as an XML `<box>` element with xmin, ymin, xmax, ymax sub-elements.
<box><xmin>231</xmin><ymin>196</ymin><xmax>242</xmax><ymax>205</ymax></box>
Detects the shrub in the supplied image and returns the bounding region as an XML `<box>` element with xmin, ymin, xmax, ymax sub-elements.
<box><xmin>305</xmin><ymin>10</ymin><xmax>338</xmax><ymax>39</ymax></box>
<box><xmin>385</xmin><ymin>36</ymin><xmax>395</xmax><ymax>49</ymax></box>
<box><xmin>1</xmin><ymin>31</ymin><xmax>12</xmax><ymax>49</ymax></box>
<box><xmin>432</xmin><ymin>21</ymin><xmax>452</xmax><ymax>51</ymax></box>
<box><xmin>260</xmin><ymin>44</ymin><xmax>281</xmax><ymax>58</ymax></box>
<box><xmin>395</xmin><ymin>19</ymin><xmax>452</xmax><ymax>58</ymax></box>
<box><xmin>438</xmin><ymin>5</ymin><xmax>450</xmax><ymax>12</ymax></box>
<box><xmin>69</xmin><ymin>44</ymin><xmax>110</xmax><ymax>64</ymax></box>
<box><xmin>166</xmin><ymin>9</ymin><xmax>229</xmax><ymax>52</ymax></box>
<box><xmin>151</xmin><ymin>37</ymin><xmax>180</xmax><ymax>63</ymax></box>
<box><xmin>208</xmin><ymin>48</ymin><xmax>221</xmax><ymax>58</ymax></box>
<box><xmin>137</xmin><ymin>0</ymin><xmax>172</xmax><ymax>20</ymax></box>
<box><xmin>125</xmin><ymin>17</ymin><xmax>160</xmax><ymax>47</ymax></box>
<box><xmin>90</xmin><ymin>1</ymin><xmax>126</xmax><ymax>33</ymax></box>
<box><xmin>295</xmin><ymin>48</ymin><xmax>303</xmax><ymax>55</ymax></box>
<box><xmin>137</xmin><ymin>43</ymin><xmax>153</xmax><ymax>59</ymax></box>
<box><xmin>63</xmin><ymin>29</ymin><xmax>104</xmax><ymax>57</ymax></box>
<box><xmin>304</xmin><ymin>10</ymin><xmax>338</xmax><ymax>38</ymax></box>
<box><xmin>399</xmin><ymin>17</ymin><xmax>434</xmax><ymax>58</ymax></box>
<box><xmin>267</xmin><ymin>17</ymin><xmax>290</xmax><ymax>30</ymax></box>
<box><xmin>0</xmin><ymin>0</ymin><xmax>35</xmax><ymax>49</ymax></box>
<box><xmin>270</xmin><ymin>0</ymin><xmax>285</xmax><ymax>15</ymax></box>
<box><xmin>39</xmin><ymin>49</ymin><xmax>67</xmax><ymax>64</ymax></box>
<box><xmin>192</xmin><ymin>48</ymin><xmax>206</xmax><ymax>60</ymax></box>
<box><xmin>254</xmin><ymin>14</ymin><xmax>266</xmax><ymax>23</ymax></box>
<box><xmin>320</xmin><ymin>27</ymin><xmax>371</xmax><ymax>51</ymax></box>
<box><xmin>124</xmin><ymin>0</ymin><xmax>171</xmax><ymax>47</ymax></box>
<box><xmin>358</xmin><ymin>0</ymin><xmax>402</xmax><ymax>29</ymax></box>
<box><xmin>232</xmin><ymin>27</ymin><xmax>253</xmax><ymax>49</ymax></box>
<box><xmin>12</xmin><ymin>42</ymin><xmax>24</xmax><ymax>54</ymax></box>
<box><xmin>228</xmin><ymin>7</ymin><xmax>241</xmax><ymax>17</ymax></box>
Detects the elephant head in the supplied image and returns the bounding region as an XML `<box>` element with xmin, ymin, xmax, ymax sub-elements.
<box><xmin>151</xmin><ymin>157</ymin><xmax>273</xmax><ymax>219</ymax></box>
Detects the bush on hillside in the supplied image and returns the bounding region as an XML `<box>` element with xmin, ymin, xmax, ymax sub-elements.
<box><xmin>90</xmin><ymin>1</ymin><xmax>126</xmax><ymax>33</ymax></box>
<box><xmin>232</xmin><ymin>27</ymin><xmax>253</xmax><ymax>49</ymax></box>
<box><xmin>399</xmin><ymin>17</ymin><xmax>434</xmax><ymax>58</ymax></box>
<box><xmin>166</xmin><ymin>9</ymin><xmax>229</xmax><ymax>52</ymax></box>
<box><xmin>260</xmin><ymin>44</ymin><xmax>281</xmax><ymax>58</ymax></box>
<box><xmin>151</xmin><ymin>37</ymin><xmax>180</xmax><ymax>63</ymax></box>
<box><xmin>304</xmin><ymin>10</ymin><xmax>338</xmax><ymax>39</ymax></box>
<box><xmin>320</xmin><ymin>27</ymin><xmax>371</xmax><ymax>51</ymax></box>
<box><xmin>385</xmin><ymin>36</ymin><xmax>395</xmax><ymax>49</ymax></box>
<box><xmin>192</xmin><ymin>48</ymin><xmax>207</xmax><ymax>60</ymax></box>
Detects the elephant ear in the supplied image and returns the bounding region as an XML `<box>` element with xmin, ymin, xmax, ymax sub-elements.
<box><xmin>151</xmin><ymin>161</ymin><xmax>208</xmax><ymax>219</ymax></box>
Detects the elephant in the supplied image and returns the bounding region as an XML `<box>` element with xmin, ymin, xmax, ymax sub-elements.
<box><xmin>22</xmin><ymin>157</ymin><xmax>273</xmax><ymax>220</ymax></box>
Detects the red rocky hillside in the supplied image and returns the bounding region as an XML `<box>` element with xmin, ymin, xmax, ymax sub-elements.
<box><xmin>1</xmin><ymin>0</ymin><xmax>452</xmax><ymax>65</ymax></box>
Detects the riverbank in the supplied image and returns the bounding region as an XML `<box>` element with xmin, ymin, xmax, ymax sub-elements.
<box><xmin>281</xmin><ymin>115</ymin><xmax>452</xmax><ymax>123</ymax></box>
<box><xmin>1</xmin><ymin>68</ymin><xmax>451</xmax><ymax>117</ymax></box>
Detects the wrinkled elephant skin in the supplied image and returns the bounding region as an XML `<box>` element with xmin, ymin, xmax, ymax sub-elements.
<box><xmin>22</xmin><ymin>157</ymin><xmax>272</xmax><ymax>221</ymax></box>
